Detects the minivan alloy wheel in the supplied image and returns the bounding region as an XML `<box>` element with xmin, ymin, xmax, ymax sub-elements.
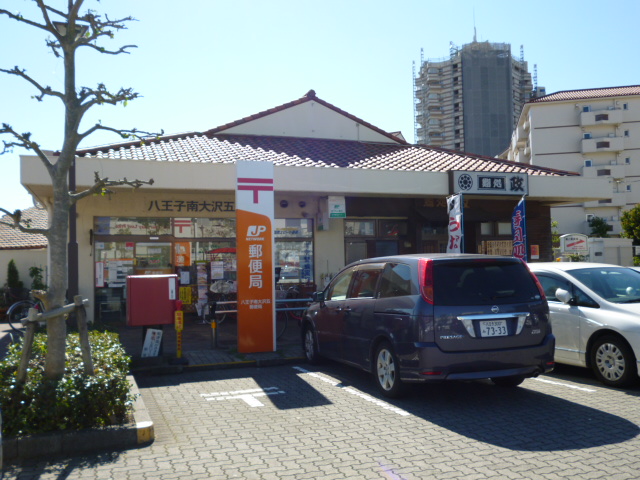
<box><xmin>374</xmin><ymin>342</ymin><xmax>404</xmax><ymax>398</ymax></box>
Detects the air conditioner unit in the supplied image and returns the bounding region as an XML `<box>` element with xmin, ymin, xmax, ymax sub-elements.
<box><xmin>611</xmin><ymin>160</ymin><xmax>617</xmax><ymax>165</ymax></box>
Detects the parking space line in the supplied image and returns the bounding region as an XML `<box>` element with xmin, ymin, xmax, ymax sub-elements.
<box><xmin>531</xmin><ymin>377</ymin><xmax>596</xmax><ymax>392</ymax></box>
<box><xmin>293</xmin><ymin>366</ymin><xmax>410</xmax><ymax>416</ymax></box>
<box><xmin>201</xmin><ymin>386</ymin><xmax>286</xmax><ymax>407</ymax></box>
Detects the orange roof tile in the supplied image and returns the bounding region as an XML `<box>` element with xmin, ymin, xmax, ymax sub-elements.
<box><xmin>530</xmin><ymin>85</ymin><xmax>640</xmax><ymax>103</ymax></box>
<box><xmin>0</xmin><ymin>206</ymin><xmax>48</xmax><ymax>250</ymax></box>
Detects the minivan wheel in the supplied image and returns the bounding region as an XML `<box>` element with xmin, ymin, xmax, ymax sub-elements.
<box><xmin>303</xmin><ymin>325</ymin><xmax>320</xmax><ymax>364</ymax></box>
<box><xmin>374</xmin><ymin>342</ymin><xmax>404</xmax><ymax>398</ymax></box>
<box><xmin>491</xmin><ymin>375</ymin><xmax>525</xmax><ymax>387</ymax></box>
<box><xmin>590</xmin><ymin>335</ymin><xmax>637</xmax><ymax>388</ymax></box>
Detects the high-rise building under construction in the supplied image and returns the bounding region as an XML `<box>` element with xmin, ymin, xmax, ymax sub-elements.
<box><xmin>414</xmin><ymin>39</ymin><xmax>536</xmax><ymax>157</ymax></box>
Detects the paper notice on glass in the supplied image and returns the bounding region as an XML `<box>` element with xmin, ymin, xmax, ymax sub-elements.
<box><xmin>211</xmin><ymin>261</ymin><xmax>224</xmax><ymax>280</ymax></box>
<box><xmin>180</xmin><ymin>270</ymin><xmax>190</xmax><ymax>285</ymax></box>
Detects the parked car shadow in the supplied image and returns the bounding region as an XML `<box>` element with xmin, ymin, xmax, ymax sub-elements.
<box><xmin>311</xmin><ymin>361</ymin><xmax>640</xmax><ymax>452</ymax></box>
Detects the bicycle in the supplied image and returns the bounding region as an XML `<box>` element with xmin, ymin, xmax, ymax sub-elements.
<box><xmin>7</xmin><ymin>296</ymin><xmax>45</xmax><ymax>335</ymax></box>
<box><xmin>200</xmin><ymin>280</ymin><xmax>237</xmax><ymax>325</ymax></box>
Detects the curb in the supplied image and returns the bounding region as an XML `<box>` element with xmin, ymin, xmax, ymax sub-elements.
<box><xmin>2</xmin><ymin>375</ymin><xmax>153</xmax><ymax>464</ymax></box>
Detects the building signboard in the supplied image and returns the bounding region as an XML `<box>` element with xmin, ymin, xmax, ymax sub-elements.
<box><xmin>452</xmin><ymin>171</ymin><xmax>528</xmax><ymax>196</ymax></box>
<box><xmin>236</xmin><ymin>161</ymin><xmax>276</xmax><ymax>353</ymax></box>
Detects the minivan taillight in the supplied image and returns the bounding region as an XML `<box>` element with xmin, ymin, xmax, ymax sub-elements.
<box><xmin>419</xmin><ymin>258</ymin><xmax>434</xmax><ymax>304</ymax></box>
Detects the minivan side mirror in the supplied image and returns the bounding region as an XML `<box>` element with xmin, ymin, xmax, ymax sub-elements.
<box><xmin>312</xmin><ymin>291</ymin><xmax>325</xmax><ymax>303</ymax></box>
<box><xmin>556</xmin><ymin>288</ymin><xmax>573</xmax><ymax>305</ymax></box>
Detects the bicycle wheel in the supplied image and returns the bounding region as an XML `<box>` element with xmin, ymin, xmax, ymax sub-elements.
<box><xmin>7</xmin><ymin>300</ymin><xmax>35</xmax><ymax>333</ymax></box>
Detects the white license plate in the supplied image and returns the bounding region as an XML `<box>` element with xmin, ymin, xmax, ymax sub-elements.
<box><xmin>480</xmin><ymin>320</ymin><xmax>508</xmax><ymax>337</ymax></box>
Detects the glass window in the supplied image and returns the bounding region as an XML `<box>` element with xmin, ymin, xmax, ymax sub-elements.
<box><xmin>274</xmin><ymin>219</ymin><xmax>313</xmax><ymax>239</ymax></box>
<box><xmin>379</xmin><ymin>263</ymin><xmax>414</xmax><ymax>298</ymax></box>
<box><xmin>95</xmin><ymin>217</ymin><xmax>171</xmax><ymax>236</ymax></box>
<box><xmin>326</xmin><ymin>269</ymin><xmax>354</xmax><ymax>301</ymax></box>
<box><xmin>433</xmin><ymin>260</ymin><xmax>541</xmax><ymax>306</ymax></box>
<box><xmin>345</xmin><ymin>221</ymin><xmax>375</xmax><ymax>237</ymax></box>
<box><xmin>536</xmin><ymin>274</ymin><xmax>572</xmax><ymax>302</ymax></box>
<box><xmin>275</xmin><ymin>240</ymin><xmax>313</xmax><ymax>284</ymax></box>
<box><xmin>350</xmin><ymin>267</ymin><xmax>384</xmax><ymax>298</ymax></box>
<box><xmin>497</xmin><ymin>222</ymin><xmax>511</xmax><ymax>235</ymax></box>
<box><xmin>135</xmin><ymin>243</ymin><xmax>172</xmax><ymax>275</ymax></box>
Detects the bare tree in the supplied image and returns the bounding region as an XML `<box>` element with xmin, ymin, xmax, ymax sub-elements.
<box><xmin>0</xmin><ymin>0</ymin><xmax>159</xmax><ymax>380</ymax></box>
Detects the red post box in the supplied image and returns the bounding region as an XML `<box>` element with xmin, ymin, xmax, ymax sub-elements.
<box><xmin>127</xmin><ymin>274</ymin><xmax>178</xmax><ymax>327</ymax></box>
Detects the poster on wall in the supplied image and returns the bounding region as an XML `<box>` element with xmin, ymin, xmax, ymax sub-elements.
<box><xmin>236</xmin><ymin>160</ymin><xmax>275</xmax><ymax>353</ymax></box>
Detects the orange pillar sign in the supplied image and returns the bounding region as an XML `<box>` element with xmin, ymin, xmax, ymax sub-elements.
<box><xmin>236</xmin><ymin>161</ymin><xmax>275</xmax><ymax>353</ymax></box>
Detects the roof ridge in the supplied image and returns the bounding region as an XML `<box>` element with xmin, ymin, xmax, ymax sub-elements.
<box><xmin>205</xmin><ymin>90</ymin><xmax>408</xmax><ymax>145</ymax></box>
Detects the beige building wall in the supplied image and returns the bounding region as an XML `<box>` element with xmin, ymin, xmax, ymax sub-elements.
<box><xmin>507</xmin><ymin>94</ymin><xmax>640</xmax><ymax>238</ymax></box>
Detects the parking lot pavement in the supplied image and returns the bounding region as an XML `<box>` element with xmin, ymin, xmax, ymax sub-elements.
<box><xmin>4</xmin><ymin>363</ymin><xmax>640</xmax><ymax>479</ymax></box>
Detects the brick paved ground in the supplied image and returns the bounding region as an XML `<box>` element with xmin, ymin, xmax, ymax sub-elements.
<box><xmin>3</xmin><ymin>360</ymin><xmax>640</xmax><ymax>479</ymax></box>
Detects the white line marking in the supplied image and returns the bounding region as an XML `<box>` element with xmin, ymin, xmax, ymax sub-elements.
<box><xmin>293</xmin><ymin>366</ymin><xmax>410</xmax><ymax>416</ymax></box>
<box><xmin>531</xmin><ymin>377</ymin><xmax>596</xmax><ymax>392</ymax></box>
<box><xmin>201</xmin><ymin>386</ymin><xmax>285</xmax><ymax>407</ymax></box>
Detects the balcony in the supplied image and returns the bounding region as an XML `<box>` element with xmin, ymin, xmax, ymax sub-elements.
<box><xmin>581</xmin><ymin>136</ymin><xmax>625</xmax><ymax>154</ymax></box>
<box><xmin>582</xmin><ymin>162</ymin><xmax>626</xmax><ymax>179</ymax></box>
<box><xmin>584</xmin><ymin>192</ymin><xmax>627</xmax><ymax>208</ymax></box>
<box><xmin>580</xmin><ymin>109</ymin><xmax>623</xmax><ymax>127</ymax></box>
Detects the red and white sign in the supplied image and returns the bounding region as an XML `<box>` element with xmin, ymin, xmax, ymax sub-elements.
<box><xmin>236</xmin><ymin>161</ymin><xmax>275</xmax><ymax>353</ymax></box>
<box><xmin>560</xmin><ymin>234</ymin><xmax>589</xmax><ymax>253</ymax></box>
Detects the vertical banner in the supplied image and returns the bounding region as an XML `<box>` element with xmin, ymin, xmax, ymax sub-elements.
<box><xmin>512</xmin><ymin>195</ymin><xmax>528</xmax><ymax>262</ymax></box>
<box><xmin>236</xmin><ymin>161</ymin><xmax>275</xmax><ymax>353</ymax></box>
<box><xmin>446</xmin><ymin>193</ymin><xmax>464</xmax><ymax>253</ymax></box>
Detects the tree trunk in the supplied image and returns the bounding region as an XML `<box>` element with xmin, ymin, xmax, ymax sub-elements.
<box><xmin>43</xmin><ymin>170</ymin><xmax>72</xmax><ymax>379</ymax></box>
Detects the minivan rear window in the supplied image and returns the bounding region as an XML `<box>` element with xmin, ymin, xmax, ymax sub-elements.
<box><xmin>433</xmin><ymin>260</ymin><xmax>541</xmax><ymax>306</ymax></box>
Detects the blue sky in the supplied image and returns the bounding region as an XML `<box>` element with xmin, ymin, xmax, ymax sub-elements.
<box><xmin>1</xmin><ymin>0</ymin><xmax>639</xmax><ymax>212</ymax></box>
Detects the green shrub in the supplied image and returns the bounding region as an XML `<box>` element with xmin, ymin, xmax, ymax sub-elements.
<box><xmin>0</xmin><ymin>331</ymin><xmax>134</xmax><ymax>437</ymax></box>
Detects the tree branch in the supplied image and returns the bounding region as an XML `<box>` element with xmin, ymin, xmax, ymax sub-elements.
<box><xmin>0</xmin><ymin>208</ymin><xmax>49</xmax><ymax>236</ymax></box>
<box><xmin>0</xmin><ymin>123</ymin><xmax>55</xmax><ymax>173</ymax></box>
<box><xmin>78</xmin><ymin>123</ymin><xmax>163</xmax><ymax>143</ymax></box>
<box><xmin>71</xmin><ymin>171</ymin><xmax>154</xmax><ymax>202</ymax></box>
<box><xmin>0</xmin><ymin>66</ymin><xmax>64</xmax><ymax>102</ymax></box>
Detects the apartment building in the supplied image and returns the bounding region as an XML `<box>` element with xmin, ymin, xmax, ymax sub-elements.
<box><xmin>504</xmin><ymin>85</ymin><xmax>640</xmax><ymax>239</ymax></box>
<box><xmin>414</xmin><ymin>39</ymin><xmax>534</xmax><ymax>157</ymax></box>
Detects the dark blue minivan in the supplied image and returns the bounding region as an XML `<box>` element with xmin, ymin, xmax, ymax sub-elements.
<box><xmin>301</xmin><ymin>254</ymin><xmax>555</xmax><ymax>397</ymax></box>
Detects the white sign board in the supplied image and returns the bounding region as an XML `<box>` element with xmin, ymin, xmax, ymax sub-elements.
<box><xmin>328</xmin><ymin>196</ymin><xmax>346</xmax><ymax>218</ymax></box>
<box><xmin>560</xmin><ymin>234</ymin><xmax>589</xmax><ymax>253</ymax></box>
<box><xmin>141</xmin><ymin>328</ymin><xmax>163</xmax><ymax>357</ymax></box>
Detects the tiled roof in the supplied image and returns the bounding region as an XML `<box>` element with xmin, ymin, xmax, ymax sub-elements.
<box><xmin>0</xmin><ymin>206</ymin><xmax>48</xmax><ymax>250</ymax></box>
<box><xmin>79</xmin><ymin>134</ymin><xmax>573</xmax><ymax>176</ymax></box>
<box><xmin>530</xmin><ymin>85</ymin><xmax>640</xmax><ymax>103</ymax></box>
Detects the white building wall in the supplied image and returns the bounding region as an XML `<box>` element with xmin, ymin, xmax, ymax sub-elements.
<box><xmin>508</xmin><ymin>93</ymin><xmax>640</xmax><ymax>241</ymax></box>
<box><xmin>0</xmin><ymin>249</ymin><xmax>48</xmax><ymax>292</ymax></box>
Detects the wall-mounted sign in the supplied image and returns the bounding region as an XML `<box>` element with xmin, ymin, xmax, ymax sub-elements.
<box><xmin>451</xmin><ymin>171</ymin><xmax>528</xmax><ymax>196</ymax></box>
<box><xmin>328</xmin><ymin>196</ymin><xmax>346</xmax><ymax>218</ymax></box>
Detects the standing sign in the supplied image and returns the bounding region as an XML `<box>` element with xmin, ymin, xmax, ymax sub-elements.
<box><xmin>446</xmin><ymin>193</ymin><xmax>464</xmax><ymax>253</ymax></box>
<box><xmin>560</xmin><ymin>234</ymin><xmax>589</xmax><ymax>254</ymax></box>
<box><xmin>236</xmin><ymin>161</ymin><xmax>275</xmax><ymax>353</ymax></box>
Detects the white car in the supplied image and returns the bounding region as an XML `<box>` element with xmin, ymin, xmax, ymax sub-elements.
<box><xmin>529</xmin><ymin>262</ymin><xmax>640</xmax><ymax>388</ymax></box>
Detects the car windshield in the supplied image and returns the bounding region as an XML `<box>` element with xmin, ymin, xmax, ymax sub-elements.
<box><xmin>567</xmin><ymin>267</ymin><xmax>640</xmax><ymax>304</ymax></box>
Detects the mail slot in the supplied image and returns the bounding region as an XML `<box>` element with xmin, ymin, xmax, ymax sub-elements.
<box><xmin>127</xmin><ymin>274</ymin><xmax>178</xmax><ymax>327</ymax></box>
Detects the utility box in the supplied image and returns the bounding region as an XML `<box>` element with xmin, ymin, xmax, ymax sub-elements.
<box><xmin>127</xmin><ymin>274</ymin><xmax>178</xmax><ymax>327</ymax></box>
